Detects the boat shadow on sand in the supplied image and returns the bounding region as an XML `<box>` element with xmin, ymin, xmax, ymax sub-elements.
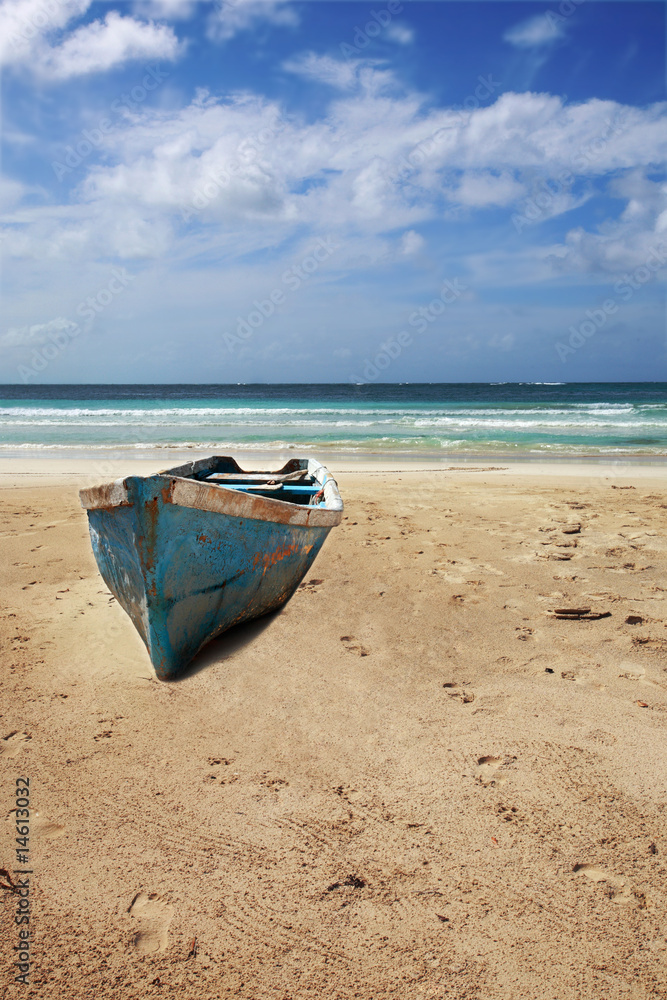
<box><xmin>165</xmin><ymin>608</ymin><xmax>282</xmax><ymax>682</ymax></box>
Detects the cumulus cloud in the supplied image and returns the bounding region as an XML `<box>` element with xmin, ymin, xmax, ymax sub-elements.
<box><xmin>455</xmin><ymin>171</ymin><xmax>525</xmax><ymax>208</ymax></box>
<box><xmin>457</xmin><ymin>93</ymin><xmax>667</xmax><ymax>173</ymax></box>
<box><xmin>207</xmin><ymin>0</ymin><xmax>298</xmax><ymax>43</ymax></box>
<box><xmin>40</xmin><ymin>10</ymin><xmax>182</xmax><ymax>79</ymax></box>
<box><xmin>0</xmin><ymin>0</ymin><xmax>181</xmax><ymax>78</ymax></box>
<box><xmin>0</xmin><ymin>0</ymin><xmax>92</xmax><ymax>65</ymax></box>
<box><xmin>504</xmin><ymin>12</ymin><xmax>565</xmax><ymax>49</ymax></box>
<box><xmin>551</xmin><ymin>172</ymin><xmax>667</xmax><ymax>275</ymax></box>
<box><xmin>556</xmin><ymin>223</ymin><xmax>667</xmax><ymax>275</ymax></box>
<box><xmin>3</xmin><ymin>54</ymin><xmax>667</xmax><ymax>277</ymax></box>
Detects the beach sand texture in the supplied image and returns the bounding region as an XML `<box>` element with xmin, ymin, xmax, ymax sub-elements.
<box><xmin>1</xmin><ymin>464</ymin><xmax>667</xmax><ymax>998</ymax></box>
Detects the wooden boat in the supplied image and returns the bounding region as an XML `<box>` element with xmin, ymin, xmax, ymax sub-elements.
<box><xmin>79</xmin><ymin>456</ymin><xmax>343</xmax><ymax>679</ymax></box>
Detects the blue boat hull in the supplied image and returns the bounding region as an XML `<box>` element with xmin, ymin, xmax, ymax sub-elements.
<box><xmin>81</xmin><ymin>461</ymin><xmax>341</xmax><ymax>679</ymax></box>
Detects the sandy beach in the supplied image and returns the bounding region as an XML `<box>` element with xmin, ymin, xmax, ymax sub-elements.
<box><xmin>1</xmin><ymin>459</ymin><xmax>667</xmax><ymax>999</ymax></box>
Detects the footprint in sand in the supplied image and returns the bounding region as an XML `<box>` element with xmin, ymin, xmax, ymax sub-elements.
<box><xmin>619</xmin><ymin>662</ymin><xmax>646</xmax><ymax>683</ymax></box>
<box><xmin>260</xmin><ymin>775</ymin><xmax>289</xmax><ymax>791</ymax></box>
<box><xmin>497</xmin><ymin>804</ymin><xmax>521</xmax><ymax>823</ymax></box>
<box><xmin>340</xmin><ymin>636</ymin><xmax>370</xmax><ymax>657</ymax></box>
<box><xmin>32</xmin><ymin>811</ymin><xmax>66</xmax><ymax>839</ymax></box>
<box><xmin>476</xmin><ymin>756</ymin><xmax>505</xmax><ymax>786</ymax></box>
<box><xmin>443</xmin><ymin>684</ymin><xmax>475</xmax><ymax>704</ymax></box>
<box><xmin>573</xmin><ymin>863</ymin><xmax>632</xmax><ymax>904</ymax></box>
<box><xmin>0</xmin><ymin>733</ymin><xmax>31</xmax><ymax>758</ymax></box>
<box><xmin>632</xmin><ymin>636</ymin><xmax>667</xmax><ymax>654</ymax></box>
<box><xmin>334</xmin><ymin>785</ymin><xmax>363</xmax><ymax>804</ymax></box>
<box><xmin>618</xmin><ymin>662</ymin><xmax>665</xmax><ymax>691</ymax></box>
<box><xmin>129</xmin><ymin>892</ymin><xmax>174</xmax><ymax>954</ymax></box>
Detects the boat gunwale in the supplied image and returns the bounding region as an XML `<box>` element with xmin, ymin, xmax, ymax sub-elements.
<box><xmin>79</xmin><ymin>456</ymin><xmax>343</xmax><ymax>528</ymax></box>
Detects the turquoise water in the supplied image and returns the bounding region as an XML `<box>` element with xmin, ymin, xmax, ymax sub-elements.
<box><xmin>1</xmin><ymin>383</ymin><xmax>666</xmax><ymax>460</ymax></box>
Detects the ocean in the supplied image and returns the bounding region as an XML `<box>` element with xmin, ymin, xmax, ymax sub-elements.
<box><xmin>1</xmin><ymin>383</ymin><xmax>666</xmax><ymax>462</ymax></box>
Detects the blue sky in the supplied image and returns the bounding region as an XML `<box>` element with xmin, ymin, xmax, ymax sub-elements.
<box><xmin>0</xmin><ymin>0</ymin><xmax>665</xmax><ymax>383</ymax></box>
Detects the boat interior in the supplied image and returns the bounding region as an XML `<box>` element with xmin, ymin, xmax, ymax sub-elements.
<box><xmin>161</xmin><ymin>456</ymin><xmax>326</xmax><ymax>507</ymax></box>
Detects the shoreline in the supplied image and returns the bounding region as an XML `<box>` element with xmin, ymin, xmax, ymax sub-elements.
<box><xmin>1</xmin><ymin>447</ymin><xmax>667</xmax><ymax>462</ymax></box>
<box><xmin>1</xmin><ymin>455</ymin><xmax>667</xmax><ymax>486</ymax></box>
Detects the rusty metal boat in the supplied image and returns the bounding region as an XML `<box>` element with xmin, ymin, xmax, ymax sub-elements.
<box><xmin>79</xmin><ymin>456</ymin><xmax>343</xmax><ymax>679</ymax></box>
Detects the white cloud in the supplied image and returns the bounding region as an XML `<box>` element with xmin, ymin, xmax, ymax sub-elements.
<box><xmin>385</xmin><ymin>22</ymin><xmax>414</xmax><ymax>45</ymax></box>
<box><xmin>457</xmin><ymin>93</ymin><xmax>667</xmax><ymax>174</ymax></box>
<box><xmin>207</xmin><ymin>0</ymin><xmax>298</xmax><ymax>43</ymax></box>
<box><xmin>550</xmin><ymin>172</ymin><xmax>667</xmax><ymax>276</ymax></box>
<box><xmin>513</xmin><ymin>183</ymin><xmax>594</xmax><ymax>227</ymax></box>
<box><xmin>3</xmin><ymin>55</ymin><xmax>667</xmax><ymax>280</ymax></box>
<box><xmin>504</xmin><ymin>13</ymin><xmax>565</xmax><ymax>48</ymax></box>
<box><xmin>0</xmin><ymin>316</ymin><xmax>79</xmax><ymax>348</ymax></box>
<box><xmin>40</xmin><ymin>11</ymin><xmax>182</xmax><ymax>79</ymax></box>
<box><xmin>399</xmin><ymin>230</ymin><xmax>424</xmax><ymax>255</ymax></box>
<box><xmin>0</xmin><ymin>1</ymin><xmax>182</xmax><ymax>78</ymax></box>
<box><xmin>0</xmin><ymin>176</ymin><xmax>28</xmax><ymax>211</ymax></box>
<box><xmin>283</xmin><ymin>54</ymin><xmax>398</xmax><ymax>97</ymax></box>
<box><xmin>455</xmin><ymin>171</ymin><xmax>525</xmax><ymax>208</ymax></box>
<box><xmin>283</xmin><ymin>53</ymin><xmax>359</xmax><ymax>91</ymax></box>
<box><xmin>556</xmin><ymin>224</ymin><xmax>667</xmax><ymax>275</ymax></box>
<box><xmin>0</xmin><ymin>0</ymin><xmax>92</xmax><ymax>65</ymax></box>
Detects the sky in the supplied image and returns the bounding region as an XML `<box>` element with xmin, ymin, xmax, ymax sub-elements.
<box><xmin>0</xmin><ymin>0</ymin><xmax>665</xmax><ymax>384</ymax></box>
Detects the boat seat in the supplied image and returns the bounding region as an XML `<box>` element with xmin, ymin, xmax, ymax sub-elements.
<box><xmin>226</xmin><ymin>483</ymin><xmax>284</xmax><ymax>491</ymax></box>
<box><xmin>205</xmin><ymin>471</ymin><xmax>314</xmax><ymax>484</ymax></box>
